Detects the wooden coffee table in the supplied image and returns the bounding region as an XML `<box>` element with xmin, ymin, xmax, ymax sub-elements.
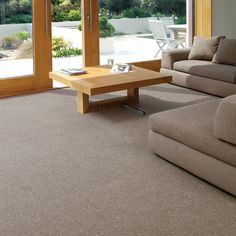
<box><xmin>49</xmin><ymin>65</ymin><xmax>172</xmax><ymax>114</ymax></box>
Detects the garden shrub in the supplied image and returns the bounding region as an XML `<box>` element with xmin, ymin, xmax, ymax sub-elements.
<box><xmin>77</xmin><ymin>24</ymin><xmax>82</xmax><ymax>31</ymax></box>
<box><xmin>54</xmin><ymin>9</ymin><xmax>81</xmax><ymax>22</ymax></box>
<box><xmin>175</xmin><ymin>15</ymin><xmax>186</xmax><ymax>24</ymax></box>
<box><xmin>5</xmin><ymin>14</ymin><xmax>32</xmax><ymax>24</ymax></box>
<box><xmin>78</xmin><ymin>17</ymin><xmax>115</xmax><ymax>37</ymax></box>
<box><xmin>54</xmin><ymin>12</ymin><xmax>69</xmax><ymax>22</ymax></box>
<box><xmin>14</xmin><ymin>31</ymin><xmax>31</xmax><ymax>41</ymax></box>
<box><xmin>0</xmin><ymin>31</ymin><xmax>31</xmax><ymax>50</ymax></box>
<box><xmin>52</xmin><ymin>36</ymin><xmax>72</xmax><ymax>51</ymax></box>
<box><xmin>0</xmin><ymin>36</ymin><xmax>20</xmax><ymax>50</ymax></box>
<box><xmin>53</xmin><ymin>47</ymin><xmax>82</xmax><ymax>58</ymax></box>
<box><xmin>99</xmin><ymin>16</ymin><xmax>115</xmax><ymax>37</ymax></box>
<box><xmin>121</xmin><ymin>7</ymin><xmax>151</xmax><ymax>18</ymax></box>
<box><xmin>68</xmin><ymin>10</ymin><xmax>81</xmax><ymax>21</ymax></box>
<box><xmin>52</xmin><ymin>0</ymin><xmax>81</xmax><ymax>22</ymax></box>
<box><xmin>156</xmin><ymin>12</ymin><xmax>164</xmax><ymax>19</ymax></box>
<box><xmin>52</xmin><ymin>36</ymin><xmax>82</xmax><ymax>58</ymax></box>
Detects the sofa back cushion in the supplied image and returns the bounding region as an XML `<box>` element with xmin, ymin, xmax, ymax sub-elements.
<box><xmin>212</xmin><ymin>38</ymin><xmax>236</xmax><ymax>66</ymax></box>
<box><xmin>188</xmin><ymin>36</ymin><xmax>223</xmax><ymax>61</ymax></box>
<box><xmin>214</xmin><ymin>95</ymin><xmax>236</xmax><ymax>146</ymax></box>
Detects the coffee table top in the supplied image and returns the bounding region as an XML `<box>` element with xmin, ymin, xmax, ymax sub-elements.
<box><xmin>49</xmin><ymin>65</ymin><xmax>172</xmax><ymax>96</ymax></box>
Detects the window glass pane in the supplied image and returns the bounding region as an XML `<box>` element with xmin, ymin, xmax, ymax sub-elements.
<box><xmin>0</xmin><ymin>0</ymin><xmax>33</xmax><ymax>79</ymax></box>
<box><xmin>99</xmin><ymin>0</ymin><xmax>187</xmax><ymax>65</ymax></box>
<box><xmin>51</xmin><ymin>0</ymin><xmax>82</xmax><ymax>87</ymax></box>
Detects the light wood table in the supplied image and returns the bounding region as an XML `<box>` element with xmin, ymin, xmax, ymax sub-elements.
<box><xmin>49</xmin><ymin>66</ymin><xmax>172</xmax><ymax>114</ymax></box>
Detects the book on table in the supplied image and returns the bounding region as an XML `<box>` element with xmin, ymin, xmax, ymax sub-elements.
<box><xmin>60</xmin><ymin>68</ymin><xmax>87</xmax><ymax>76</ymax></box>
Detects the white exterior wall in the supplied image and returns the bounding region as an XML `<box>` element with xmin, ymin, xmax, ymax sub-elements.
<box><xmin>109</xmin><ymin>17</ymin><xmax>156</xmax><ymax>34</ymax></box>
<box><xmin>0</xmin><ymin>23</ymin><xmax>32</xmax><ymax>37</ymax></box>
<box><xmin>0</xmin><ymin>18</ymin><xmax>157</xmax><ymax>37</ymax></box>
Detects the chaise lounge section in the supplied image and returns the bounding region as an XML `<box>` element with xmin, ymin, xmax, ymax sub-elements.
<box><xmin>148</xmin><ymin>96</ymin><xmax>236</xmax><ymax>196</ymax></box>
<box><xmin>149</xmin><ymin>37</ymin><xmax>236</xmax><ymax>196</ymax></box>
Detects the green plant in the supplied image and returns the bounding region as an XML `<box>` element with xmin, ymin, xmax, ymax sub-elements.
<box><xmin>156</xmin><ymin>12</ymin><xmax>164</xmax><ymax>19</ymax></box>
<box><xmin>53</xmin><ymin>47</ymin><xmax>82</xmax><ymax>58</ymax></box>
<box><xmin>5</xmin><ymin>14</ymin><xmax>32</xmax><ymax>24</ymax></box>
<box><xmin>68</xmin><ymin>9</ymin><xmax>81</xmax><ymax>21</ymax></box>
<box><xmin>54</xmin><ymin>11</ymin><xmax>69</xmax><ymax>22</ymax></box>
<box><xmin>52</xmin><ymin>36</ymin><xmax>82</xmax><ymax>58</ymax></box>
<box><xmin>99</xmin><ymin>16</ymin><xmax>115</xmax><ymax>38</ymax></box>
<box><xmin>175</xmin><ymin>15</ymin><xmax>186</xmax><ymax>24</ymax></box>
<box><xmin>0</xmin><ymin>36</ymin><xmax>19</xmax><ymax>50</ymax></box>
<box><xmin>52</xmin><ymin>36</ymin><xmax>72</xmax><ymax>51</ymax></box>
<box><xmin>14</xmin><ymin>31</ymin><xmax>31</xmax><ymax>41</ymax></box>
<box><xmin>53</xmin><ymin>9</ymin><xmax>81</xmax><ymax>22</ymax></box>
<box><xmin>77</xmin><ymin>24</ymin><xmax>82</xmax><ymax>31</ymax></box>
<box><xmin>0</xmin><ymin>31</ymin><xmax>31</xmax><ymax>50</ymax></box>
<box><xmin>121</xmin><ymin>7</ymin><xmax>151</xmax><ymax>18</ymax></box>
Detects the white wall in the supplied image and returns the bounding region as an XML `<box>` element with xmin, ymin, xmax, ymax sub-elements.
<box><xmin>212</xmin><ymin>0</ymin><xmax>236</xmax><ymax>38</ymax></box>
<box><xmin>109</xmin><ymin>17</ymin><xmax>156</xmax><ymax>34</ymax></box>
<box><xmin>0</xmin><ymin>23</ymin><xmax>32</xmax><ymax>37</ymax></box>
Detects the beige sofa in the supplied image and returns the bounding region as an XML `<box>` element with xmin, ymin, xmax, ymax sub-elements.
<box><xmin>148</xmin><ymin>96</ymin><xmax>236</xmax><ymax>196</ymax></box>
<box><xmin>160</xmin><ymin>48</ymin><xmax>236</xmax><ymax>97</ymax></box>
<box><xmin>149</xmin><ymin>38</ymin><xmax>236</xmax><ymax>196</ymax></box>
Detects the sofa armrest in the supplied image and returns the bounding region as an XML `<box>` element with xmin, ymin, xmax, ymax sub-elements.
<box><xmin>214</xmin><ymin>95</ymin><xmax>236</xmax><ymax>146</ymax></box>
<box><xmin>161</xmin><ymin>48</ymin><xmax>191</xmax><ymax>70</ymax></box>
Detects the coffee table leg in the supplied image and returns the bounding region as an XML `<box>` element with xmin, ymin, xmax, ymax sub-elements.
<box><xmin>76</xmin><ymin>91</ymin><xmax>89</xmax><ymax>114</ymax></box>
<box><xmin>127</xmin><ymin>88</ymin><xmax>139</xmax><ymax>105</ymax></box>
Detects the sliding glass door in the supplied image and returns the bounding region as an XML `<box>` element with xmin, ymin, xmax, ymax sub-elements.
<box><xmin>0</xmin><ymin>0</ymin><xmax>52</xmax><ymax>96</ymax></box>
<box><xmin>0</xmin><ymin>0</ymin><xmax>100</xmax><ymax>95</ymax></box>
<box><xmin>0</xmin><ymin>0</ymin><xmax>192</xmax><ymax>96</ymax></box>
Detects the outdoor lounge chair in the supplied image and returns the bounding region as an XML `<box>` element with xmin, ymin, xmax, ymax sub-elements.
<box><xmin>160</xmin><ymin>16</ymin><xmax>186</xmax><ymax>46</ymax></box>
<box><xmin>148</xmin><ymin>20</ymin><xmax>179</xmax><ymax>57</ymax></box>
<box><xmin>159</xmin><ymin>16</ymin><xmax>174</xmax><ymax>36</ymax></box>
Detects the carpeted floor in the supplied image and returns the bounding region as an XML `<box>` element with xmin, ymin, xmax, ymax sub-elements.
<box><xmin>1</xmin><ymin>84</ymin><xmax>236</xmax><ymax>236</ymax></box>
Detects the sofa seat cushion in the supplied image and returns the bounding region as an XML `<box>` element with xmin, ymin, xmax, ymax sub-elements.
<box><xmin>173</xmin><ymin>60</ymin><xmax>236</xmax><ymax>84</ymax></box>
<box><xmin>149</xmin><ymin>100</ymin><xmax>236</xmax><ymax>167</ymax></box>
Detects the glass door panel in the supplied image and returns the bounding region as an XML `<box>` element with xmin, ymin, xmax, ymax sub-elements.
<box><xmin>99</xmin><ymin>0</ymin><xmax>187</xmax><ymax>64</ymax></box>
<box><xmin>0</xmin><ymin>0</ymin><xmax>52</xmax><ymax>97</ymax></box>
<box><xmin>0</xmin><ymin>0</ymin><xmax>33</xmax><ymax>79</ymax></box>
<box><xmin>51</xmin><ymin>0</ymin><xmax>82</xmax><ymax>87</ymax></box>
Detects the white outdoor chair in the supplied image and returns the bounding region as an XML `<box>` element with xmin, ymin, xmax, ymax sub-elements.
<box><xmin>148</xmin><ymin>20</ymin><xmax>179</xmax><ymax>57</ymax></box>
<box><xmin>159</xmin><ymin>16</ymin><xmax>174</xmax><ymax>36</ymax></box>
<box><xmin>160</xmin><ymin>16</ymin><xmax>186</xmax><ymax>46</ymax></box>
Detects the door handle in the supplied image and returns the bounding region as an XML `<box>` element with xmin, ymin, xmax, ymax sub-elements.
<box><xmin>45</xmin><ymin>0</ymin><xmax>49</xmax><ymax>34</ymax></box>
<box><xmin>89</xmin><ymin>0</ymin><xmax>93</xmax><ymax>32</ymax></box>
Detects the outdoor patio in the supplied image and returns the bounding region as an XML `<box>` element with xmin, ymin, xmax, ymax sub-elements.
<box><xmin>0</xmin><ymin>20</ymin><xmax>186</xmax><ymax>88</ymax></box>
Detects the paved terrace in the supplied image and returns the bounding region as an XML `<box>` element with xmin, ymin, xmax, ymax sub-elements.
<box><xmin>1</xmin><ymin>24</ymin><xmax>186</xmax><ymax>89</ymax></box>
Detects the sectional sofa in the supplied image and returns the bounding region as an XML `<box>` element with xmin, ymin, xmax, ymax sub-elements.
<box><xmin>160</xmin><ymin>41</ymin><xmax>236</xmax><ymax>97</ymax></box>
<box><xmin>148</xmin><ymin>37</ymin><xmax>236</xmax><ymax>196</ymax></box>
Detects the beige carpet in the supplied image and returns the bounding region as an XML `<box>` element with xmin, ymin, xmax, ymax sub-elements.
<box><xmin>1</xmin><ymin>84</ymin><xmax>236</xmax><ymax>236</ymax></box>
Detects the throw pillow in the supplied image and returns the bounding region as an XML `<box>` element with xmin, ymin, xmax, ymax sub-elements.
<box><xmin>212</xmin><ymin>38</ymin><xmax>236</xmax><ymax>66</ymax></box>
<box><xmin>188</xmin><ymin>36</ymin><xmax>223</xmax><ymax>61</ymax></box>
